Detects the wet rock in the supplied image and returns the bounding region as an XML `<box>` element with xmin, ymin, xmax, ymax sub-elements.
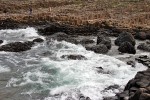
<box><xmin>117</xmin><ymin>90</ymin><xmax>129</xmax><ymax>100</ymax></box>
<box><xmin>135</xmin><ymin>32</ymin><xmax>147</xmax><ymax>40</ymax></box>
<box><xmin>115</xmin><ymin>32</ymin><xmax>135</xmax><ymax>46</ymax></box>
<box><xmin>127</xmin><ymin>60</ymin><xmax>136</xmax><ymax>67</ymax></box>
<box><xmin>38</xmin><ymin>23</ymin><xmax>98</xmax><ymax>35</ymax></box>
<box><xmin>97</xmin><ymin>35</ymin><xmax>111</xmax><ymax>49</ymax></box>
<box><xmin>46</xmin><ymin>32</ymin><xmax>78</xmax><ymax>44</ymax></box>
<box><xmin>61</xmin><ymin>54</ymin><xmax>87</xmax><ymax>60</ymax></box>
<box><xmin>103</xmin><ymin>96</ymin><xmax>118</xmax><ymax>100</ymax></box>
<box><xmin>118</xmin><ymin>69</ymin><xmax>150</xmax><ymax>100</ymax></box>
<box><xmin>0</xmin><ymin>40</ymin><xmax>3</xmax><ymax>44</ymax></box>
<box><xmin>85</xmin><ymin>44</ymin><xmax>108</xmax><ymax>54</ymax></box>
<box><xmin>0</xmin><ymin>41</ymin><xmax>34</xmax><ymax>52</ymax></box>
<box><xmin>135</xmin><ymin>55</ymin><xmax>150</xmax><ymax>68</ymax></box>
<box><xmin>79</xmin><ymin>39</ymin><xmax>95</xmax><ymax>44</ymax></box>
<box><xmin>130</xmin><ymin>87</ymin><xmax>150</xmax><ymax>100</ymax></box>
<box><xmin>105</xmin><ymin>84</ymin><xmax>120</xmax><ymax>90</ymax></box>
<box><xmin>33</xmin><ymin>38</ymin><xmax>44</xmax><ymax>43</ymax></box>
<box><xmin>137</xmin><ymin>41</ymin><xmax>150</xmax><ymax>52</ymax></box>
<box><xmin>0</xmin><ymin>18</ymin><xmax>20</xmax><ymax>29</ymax></box>
<box><xmin>118</xmin><ymin>42</ymin><xmax>136</xmax><ymax>54</ymax></box>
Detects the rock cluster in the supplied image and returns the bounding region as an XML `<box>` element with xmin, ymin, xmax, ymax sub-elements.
<box><xmin>117</xmin><ymin>55</ymin><xmax>150</xmax><ymax>100</ymax></box>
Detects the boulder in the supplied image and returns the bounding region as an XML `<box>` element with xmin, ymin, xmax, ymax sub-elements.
<box><xmin>33</xmin><ymin>38</ymin><xmax>44</xmax><ymax>43</ymax></box>
<box><xmin>85</xmin><ymin>44</ymin><xmax>108</xmax><ymax>54</ymax></box>
<box><xmin>135</xmin><ymin>32</ymin><xmax>147</xmax><ymax>40</ymax></box>
<box><xmin>97</xmin><ymin>35</ymin><xmax>111</xmax><ymax>49</ymax></box>
<box><xmin>118</xmin><ymin>42</ymin><xmax>136</xmax><ymax>54</ymax></box>
<box><xmin>137</xmin><ymin>41</ymin><xmax>150</xmax><ymax>52</ymax></box>
<box><xmin>0</xmin><ymin>40</ymin><xmax>3</xmax><ymax>44</ymax></box>
<box><xmin>0</xmin><ymin>41</ymin><xmax>34</xmax><ymax>52</ymax></box>
<box><xmin>115</xmin><ymin>32</ymin><xmax>135</xmax><ymax>46</ymax></box>
<box><xmin>61</xmin><ymin>54</ymin><xmax>87</xmax><ymax>60</ymax></box>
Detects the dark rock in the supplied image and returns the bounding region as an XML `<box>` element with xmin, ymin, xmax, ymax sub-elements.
<box><xmin>127</xmin><ymin>60</ymin><xmax>136</xmax><ymax>67</ymax></box>
<box><xmin>79</xmin><ymin>39</ymin><xmax>95</xmax><ymax>44</ymax></box>
<box><xmin>97</xmin><ymin>35</ymin><xmax>111</xmax><ymax>49</ymax></box>
<box><xmin>38</xmin><ymin>23</ymin><xmax>98</xmax><ymax>35</ymax></box>
<box><xmin>46</xmin><ymin>32</ymin><xmax>78</xmax><ymax>44</ymax></box>
<box><xmin>115</xmin><ymin>32</ymin><xmax>135</xmax><ymax>46</ymax></box>
<box><xmin>137</xmin><ymin>42</ymin><xmax>150</xmax><ymax>52</ymax></box>
<box><xmin>117</xmin><ymin>90</ymin><xmax>129</xmax><ymax>100</ymax></box>
<box><xmin>33</xmin><ymin>38</ymin><xmax>44</xmax><ymax>43</ymax></box>
<box><xmin>0</xmin><ymin>18</ymin><xmax>20</xmax><ymax>29</ymax></box>
<box><xmin>105</xmin><ymin>84</ymin><xmax>120</xmax><ymax>90</ymax></box>
<box><xmin>85</xmin><ymin>44</ymin><xmax>108</xmax><ymax>54</ymax></box>
<box><xmin>130</xmin><ymin>87</ymin><xmax>150</xmax><ymax>100</ymax></box>
<box><xmin>135</xmin><ymin>32</ymin><xmax>147</xmax><ymax>40</ymax></box>
<box><xmin>118</xmin><ymin>69</ymin><xmax>150</xmax><ymax>100</ymax></box>
<box><xmin>0</xmin><ymin>40</ymin><xmax>3</xmax><ymax>44</ymax></box>
<box><xmin>118</xmin><ymin>42</ymin><xmax>136</xmax><ymax>54</ymax></box>
<box><xmin>103</xmin><ymin>96</ymin><xmax>118</xmax><ymax>100</ymax></box>
<box><xmin>0</xmin><ymin>41</ymin><xmax>34</xmax><ymax>52</ymax></box>
<box><xmin>61</xmin><ymin>54</ymin><xmax>87</xmax><ymax>60</ymax></box>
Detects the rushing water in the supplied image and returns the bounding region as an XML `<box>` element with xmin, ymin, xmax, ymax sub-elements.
<box><xmin>0</xmin><ymin>28</ymin><xmax>147</xmax><ymax>100</ymax></box>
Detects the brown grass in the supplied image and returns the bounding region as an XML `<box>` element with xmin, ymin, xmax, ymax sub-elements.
<box><xmin>0</xmin><ymin>0</ymin><xmax>150</xmax><ymax>29</ymax></box>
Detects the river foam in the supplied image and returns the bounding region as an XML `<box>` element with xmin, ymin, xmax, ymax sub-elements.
<box><xmin>0</xmin><ymin>27</ymin><xmax>147</xmax><ymax>100</ymax></box>
<box><xmin>5</xmin><ymin>40</ymin><xmax>147</xmax><ymax>100</ymax></box>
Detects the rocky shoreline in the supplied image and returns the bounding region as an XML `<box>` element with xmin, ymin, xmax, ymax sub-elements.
<box><xmin>0</xmin><ymin>19</ymin><xmax>150</xmax><ymax>100</ymax></box>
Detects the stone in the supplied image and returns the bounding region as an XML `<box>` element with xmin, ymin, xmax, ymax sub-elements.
<box><xmin>61</xmin><ymin>54</ymin><xmax>87</xmax><ymax>60</ymax></box>
<box><xmin>97</xmin><ymin>35</ymin><xmax>111</xmax><ymax>49</ymax></box>
<box><xmin>0</xmin><ymin>41</ymin><xmax>34</xmax><ymax>52</ymax></box>
<box><xmin>33</xmin><ymin>38</ymin><xmax>44</xmax><ymax>43</ymax></box>
<box><xmin>85</xmin><ymin>44</ymin><xmax>108</xmax><ymax>54</ymax></box>
<box><xmin>79</xmin><ymin>39</ymin><xmax>95</xmax><ymax>44</ymax></box>
<box><xmin>115</xmin><ymin>32</ymin><xmax>135</xmax><ymax>46</ymax></box>
<box><xmin>135</xmin><ymin>32</ymin><xmax>147</xmax><ymax>40</ymax></box>
<box><xmin>137</xmin><ymin>42</ymin><xmax>150</xmax><ymax>52</ymax></box>
<box><xmin>46</xmin><ymin>32</ymin><xmax>78</xmax><ymax>44</ymax></box>
<box><xmin>118</xmin><ymin>42</ymin><xmax>136</xmax><ymax>54</ymax></box>
<box><xmin>0</xmin><ymin>40</ymin><xmax>3</xmax><ymax>44</ymax></box>
<box><xmin>127</xmin><ymin>60</ymin><xmax>136</xmax><ymax>67</ymax></box>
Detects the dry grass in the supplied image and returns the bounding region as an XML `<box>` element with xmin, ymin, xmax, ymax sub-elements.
<box><xmin>0</xmin><ymin>0</ymin><xmax>150</xmax><ymax>29</ymax></box>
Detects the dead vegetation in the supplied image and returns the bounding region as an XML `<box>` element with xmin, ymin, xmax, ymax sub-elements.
<box><xmin>0</xmin><ymin>0</ymin><xmax>150</xmax><ymax>29</ymax></box>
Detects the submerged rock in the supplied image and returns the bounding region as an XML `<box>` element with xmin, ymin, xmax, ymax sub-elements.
<box><xmin>135</xmin><ymin>55</ymin><xmax>150</xmax><ymax>68</ymax></box>
<box><xmin>97</xmin><ymin>35</ymin><xmax>111</xmax><ymax>49</ymax></box>
<box><xmin>61</xmin><ymin>54</ymin><xmax>87</xmax><ymax>60</ymax></box>
<box><xmin>118</xmin><ymin>42</ymin><xmax>136</xmax><ymax>54</ymax></box>
<box><xmin>46</xmin><ymin>32</ymin><xmax>78</xmax><ymax>44</ymax></box>
<box><xmin>115</xmin><ymin>32</ymin><xmax>135</xmax><ymax>46</ymax></box>
<box><xmin>85</xmin><ymin>44</ymin><xmax>108</xmax><ymax>54</ymax></box>
<box><xmin>0</xmin><ymin>41</ymin><xmax>34</xmax><ymax>52</ymax></box>
<box><xmin>137</xmin><ymin>41</ymin><xmax>150</xmax><ymax>52</ymax></box>
<box><xmin>79</xmin><ymin>39</ymin><xmax>95</xmax><ymax>45</ymax></box>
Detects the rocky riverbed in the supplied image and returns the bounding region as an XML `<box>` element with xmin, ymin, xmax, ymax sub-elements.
<box><xmin>0</xmin><ymin>21</ymin><xmax>150</xmax><ymax>100</ymax></box>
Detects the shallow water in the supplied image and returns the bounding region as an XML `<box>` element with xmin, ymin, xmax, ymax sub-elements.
<box><xmin>0</xmin><ymin>28</ymin><xmax>147</xmax><ymax>100</ymax></box>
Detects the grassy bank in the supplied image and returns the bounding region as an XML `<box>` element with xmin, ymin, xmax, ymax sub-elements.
<box><xmin>0</xmin><ymin>0</ymin><xmax>150</xmax><ymax>29</ymax></box>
